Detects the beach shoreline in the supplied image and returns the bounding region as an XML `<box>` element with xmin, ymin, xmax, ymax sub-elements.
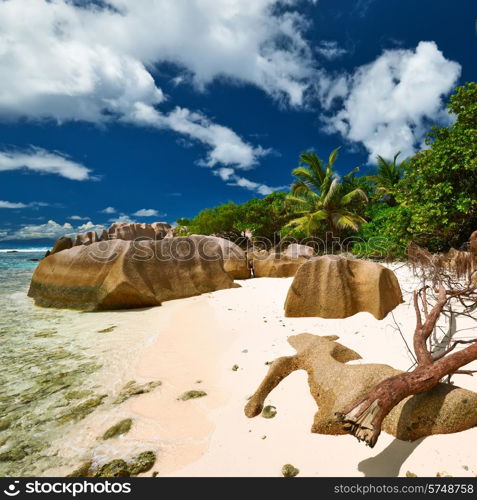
<box><xmin>3</xmin><ymin>257</ymin><xmax>477</xmax><ymax>478</ymax></box>
<box><xmin>52</xmin><ymin>264</ymin><xmax>476</xmax><ymax>478</ymax></box>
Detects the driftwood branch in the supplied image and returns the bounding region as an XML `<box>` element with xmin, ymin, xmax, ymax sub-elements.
<box><xmin>337</xmin><ymin>243</ymin><xmax>477</xmax><ymax>447</ymax></box>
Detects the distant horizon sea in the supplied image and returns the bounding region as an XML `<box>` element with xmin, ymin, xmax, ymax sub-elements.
<box><xmin>0</xmin><ymin>239</ymin><xmax>53</xmax><ymax>252</ymax></box>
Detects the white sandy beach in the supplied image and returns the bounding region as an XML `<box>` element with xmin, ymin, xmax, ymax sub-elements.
<box><xmin>47</xmin><ymin>264</ymin><xmax>477</xmax><ymax>478</ymax></box>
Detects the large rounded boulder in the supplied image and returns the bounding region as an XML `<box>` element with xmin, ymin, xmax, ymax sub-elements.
<box><xmin>253</xmin><ymin>253</ymin><xmax>308</xmax><ymax>278</ymax></box>
<box><xmin>28</xmin><ymin>236</ymin><xmax>238</xmax><ymax>311</ymax></box>
<box><xmin>203</xmin><ymin>236</ymin><xmax>250</xmax><ymax>280</ymax></box>
<box><xmin>46</xmin><ymin>236</ymin><xmax>73</xmax><ymax>257</ymax></box>
<box><xmin>283</xmin><ymin>243</ymin><xmax>316</xmax><ymax>259</ymax></box>
<box><xmin>284</xmin><ymin>255</ymin><xmax>403</xmax><ymax>319</ymax></box>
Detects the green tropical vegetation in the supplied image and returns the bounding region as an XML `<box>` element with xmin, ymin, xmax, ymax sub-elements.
<box><xmin>177</xmin><ymin>83</ymin><xmax>477</xmax><ymax>258</ymax></box>
<box><xmin>283</xmin><ymin>148</ymin><xmax>367</xmax><ymax>239</ymax></box>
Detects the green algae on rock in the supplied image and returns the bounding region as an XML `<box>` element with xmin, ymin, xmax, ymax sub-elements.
<box><xmin>178</xmin><ymin>390</ymin><xmax>207</xmax><ymax>401</ymax></box>
<box><xmin>64</xmin><ymin>390</ymin><xmax>94</xmax><ymax>401</ymax></box>
<box><xmin>0</xmin><ymin>418</ymin><xmax>12</xmax><ymax>431</ymax></box>
<box><xmin>58</xmin><ymin>395</ymin><xmax>107</xmax><ymax>424</ymax></box>
<box><xmin>67</xmin><ymin>461</ymin><xmax>93</xmax><ymax>477</ymax></box>
<box><xmin>114</xmin><ymin>380</ymin><xmax>162</xmax><ymax>404</ymax></box>
<box><xmin>128</xmin><ymin>451</ymin><xmax>156</xmax><ymax>475</ymax></box>
<box><xmin>95</xmin><ymin>459</ymin><xmax>130</xmax><ymax>478</ymax></box>
<box><xmin>282</xmin><ymin>464</ymin><xmax>299</xmax><ymax>477</ymax></box>
<box><xmin>102</xmin><ymin>419</ymin><xmax>133</xmax><ymax>440</ymax></box>
<box><xmin>71</xmin><ymin>452</ymin><xmax>157</xmax><ymax>478</ymax></box>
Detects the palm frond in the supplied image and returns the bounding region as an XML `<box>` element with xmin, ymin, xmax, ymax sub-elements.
<box><xmin>341</xmin><ymin>188</ymin><xmax>368</xmax><ymax>206</ymax></box>
<box><xmin>327</xmin><ymin>147</ymin><xmax>341</xmax><ymax>170</ymax></box>
<box><xmin>332</xmin><ymin>212</ymin><xmax>367</xmax><ymax>232</ymax></box>
<box><xmin>322</xmin><ymin>177</ymin><xmax>342</xmax><ymax>207</ymax></box>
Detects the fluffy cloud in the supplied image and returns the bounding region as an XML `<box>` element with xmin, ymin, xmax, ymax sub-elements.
<box><xmin>0</xmin><ymin>219</ymin><xmax>107</xmax><ymax>241</ymax></box>
<box><xmin>0</xmin><ymin>147</ymin><xmax>91</xmax><ymax>180</ymax></box>
<box><xmin>100</xmin><ymin>207</ymin><xmax>117</xmax><ymax>214</ymax></box>
<box><xmin>322</xmin><ymin>42</ymin><xmax>461</xmax><ymax>161</ymax></box>
<box><xmin>133</xmin><ymin>208</ymin><xmax>160</xmax><ymax>217</ymax></box>
<box><xmin>68</xmin><ymin>215</ymin><xmax>89</xmax><ymax>221</ymax></box>
<box><xmin>0</xmin><ymin>0</ymin><xmax>315</xmax><ymax>177</ymax></box>
<box><xmin>0</xmin><ymin>200</ymin><xmax>28</xmax><ymax>209</ymax></box>
<box><xmin>2</xmin><ymin>220</ymin><xmax>74</xmax><ymax>240</ymax></box>
<box><xmin>0</xmin><ymin>200</ymin><xmax>49</xmax><ymax>209</ymax></box>
<box><xmin>130</xmin><ymin>103</ymin><xmax>269</xmax><ymax>169</ymax></box>
<box><xmin>215</xmin><ymin>167</ymin><xmax>285</xmax><ymax>195</ymax></box>
<box><xmin>108</xmin><ymin>214</ymin><xmax>135</xmax><ymax>224</ymax></box>
<box><xmin>316</xmin><ymin>41</ymin><xmax>347</xmax><ymax>60</ymax></box>
<box><xmin>0</xmin><ymin>0</ymin><xmax>315</xmax><ymax>118</ymax></box>
<box><xmin>74</xmin><ymin>221</ymin><xmax>107</xmax><ymax>234</ymax></box>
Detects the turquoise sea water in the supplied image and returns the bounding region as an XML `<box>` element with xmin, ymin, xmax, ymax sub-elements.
<box><xmin>0</xmin><ymin>250</ymin><xmax>103</xmax><ymax>477</ymax></box>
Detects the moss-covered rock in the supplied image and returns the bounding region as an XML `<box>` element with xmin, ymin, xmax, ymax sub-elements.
<box><xmin>0</xmin><ymin>441</ymin><xmax>43</xmax><ymax>462</ymax></box>
<box><xmin>64</xmin><ymin>390</ymin><xmax>93</xmax><ymax>401</ymax></box>
<box><xmin>102</xmin><ymin>419</ymin><xmax>133</xmax><ymax>440</ymax></box>
<box><xmin>114</xmin><ymin>381</ymin><xmax>162</xmax><ymax>404</ymax></box>
<box><xmin>95</xmin><ymin>459</ymin><xmax>130</xmax><ymax>478</ymax></box>
<box><xmin>178</xmin><ymin>390</ymin><xmax>207</xmax><ymax>401</ymax></box>
<box><xmin>0</xmin><ymin>446</ymin><xmax>27</xmax><ymax>462</ymax></box>
<box><xmin>59</xmin><ymin>395</ymin><xmax>107</xmax><ymax>424</ymax></box>
<box><xmin>67</xmin><ymin>461</ymin><xmax>93</xmax><ymax>477</ymax></box>
<box><xmin>281</xmin><ymin>464</ymin><xmax>299</xmax><ymax>477</ymax></box>
<box><xmin>262</xmin><ymin>405</ymin><xmax>277</xmax><ymax>419</ymax></box>
<box><xmin>0</xmin><ymin>418</ymin><xmax>12</xmax><ymax>431</ymax></box>
<box><xmin>128</xmin><ymin>451</ymin><xmax>156</xmax><ymax>475</ymax></box>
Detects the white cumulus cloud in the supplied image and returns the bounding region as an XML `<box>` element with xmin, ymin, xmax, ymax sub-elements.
<box><xmin>214</xmin><ymin>167</ymin><xmax>285</xmax><ymax>195</ymax></box>
<box><xmin>0</xmin><ymin>0</ymin><xmax>316</xmax><ymax>180</ymax></box>
<box><xmin>0</xmin><ymin>219</ymin><xmax>108</xmax><ymax>241</ymax></box>
<box><xmin>0</xmin><ymin>200</ymin><xmax>28</xmax><ymax>209</ymax></box>
<box><xmin>0</xmin><ymin>147</ymin><xmax>91</xmax><ymax>180</ymax></box>
<box><xmin>100</xmin><ymin>206</ymin><xmax>117</xmax><ymax>214</ymax></box>
<box><xmin>1</xmin><ymin>220</ymin><xmax>74</xmax><ymax>240</ymax></box>
<box><xmin>68</xmin><ymin>215</ymin><xmax>89</xmax><ymax>220</ymax></box>
<box><xmin>133</xmin><ymin>208</ymin><xmax>160</xmax><ymax>217</ymax></box>
<box><xmin>322</xmin><ymin>41</ymin><xmax>461</xmax><ymax>161</ymax></box>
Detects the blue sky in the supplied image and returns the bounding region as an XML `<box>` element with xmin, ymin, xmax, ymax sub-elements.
<box><xmin>0</xmin><ymin>0</ymin><xmax>475</xmax><ymax>244</ymax></box>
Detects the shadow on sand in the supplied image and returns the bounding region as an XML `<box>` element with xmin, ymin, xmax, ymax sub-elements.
<box><xmin>358</xmin><ymin>437</ymin><xmax>425</xmax><ymax>477</ymax></box>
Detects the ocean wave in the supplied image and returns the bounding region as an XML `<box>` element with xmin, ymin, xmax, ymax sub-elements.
<box><xmin>0</xmin><ymin>248</ymin><xmax>49</xmax><ymax>253</ymax></box>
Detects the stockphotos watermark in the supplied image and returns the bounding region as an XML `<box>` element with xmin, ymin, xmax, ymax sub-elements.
<box><xmin>2</xmin><ymin>479</ymin><xmax>132</xmax><ymax>497</ymax></box>
<box><xmin>85</xmin><ymin>233</ymin><xmax>402</xmax><ymax>264</ymax></box>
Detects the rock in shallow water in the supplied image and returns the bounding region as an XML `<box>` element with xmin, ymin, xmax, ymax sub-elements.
<box><xmin>113</xmin><ymin>381</ymin><xmax>162</xmax><ymax>404</ymax></box>
<box><xmin>102</xmin><ymin>419</ymin><xmax>133</xmax><ymax>440</ymax></box>
<box><xmin>69</xmin><ymin>451</ymin><xmax>157</xmax><ymax>477</ymax></box>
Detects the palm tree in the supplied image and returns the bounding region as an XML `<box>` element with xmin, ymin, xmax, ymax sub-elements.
<box><xmin>368</xmin><ymin>152</ymin><xmax>408</xmax><ymax>206</ymax></box>
<box><xmin>285</xmin><ymin>148</ymin><xmax>368</xmax><ymax>238</ymax></box>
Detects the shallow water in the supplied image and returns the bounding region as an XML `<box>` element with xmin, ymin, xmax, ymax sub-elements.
<box><xmin>0</xmin><ymin>252</ymin><xmax>161</xmax><ymax>477</ymax></box>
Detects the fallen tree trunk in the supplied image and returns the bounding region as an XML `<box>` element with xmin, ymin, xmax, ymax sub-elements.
<box><xmin>337</xmin><ymin>343</ymin><xmax>477</xmax><ymax>447</ymax></box>
<box><xmin>337</xmin><ymin>266</ymin><xmax>477</xmax><ymax>447</ymax></box>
